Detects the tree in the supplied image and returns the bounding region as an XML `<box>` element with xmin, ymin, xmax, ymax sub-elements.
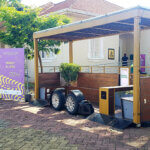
<box><xmin>0</xmin><ymin>0</ymin><xmax>7</xmax><ymax>6</ymax></box>
<box><xmin>0</xmin><ymin>6</ymin><xmax>70</xmax><ymax>72</ymax></box>
<box><xmin>0</xmin><ymin>0</ymin><xmax>21</xmax><ymax>7</ymax></box>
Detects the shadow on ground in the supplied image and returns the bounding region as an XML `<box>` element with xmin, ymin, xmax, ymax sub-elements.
<box><xmin>0</xmin><ymin>100</ymin><xmax>149</xmax><ymax>150</ymax></box>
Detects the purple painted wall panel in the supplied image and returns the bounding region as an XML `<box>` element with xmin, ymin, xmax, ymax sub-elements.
<box><xmin>140</xmin><ymin>54</ymin><xmax>145</xmax><ymax>73</ymax></box>
<box><xmin>0</xmin><ymin>48</ymin><xmax>24</xmax><ymax>101</ymax></box>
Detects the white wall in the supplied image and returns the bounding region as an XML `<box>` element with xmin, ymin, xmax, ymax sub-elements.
<box><xmin>140</xmin><ymin>29</ymin><xmax>150</xmax><ymax>73</ymax></box>
<box><xmin>119</xmin><ymin>30</ymin><xmax>150</xmax><ymax>74</ymax></box>
<box><xmin>28</xmin><ymin>35</ymin><xmax>119</xmax><ymax>82</ymax></box>
<box><xmin>119</xmin><ymin>33</ymin><xmax>133</xmax><ymax>60</ymax></box>
<box><xmin>28</xmin><ymin>42</ymin><xmax>69</xmax><ymax>82</ymax></box>
<box><xmin>73</xmin><ymin>35</ymin><xmax>119</xmax><ymax>66</ymax></box>
<box><xmin>119</xmin><ymin>30</ymin><xmax>150</xmax><ymax>68</ymax></box>
<box><xmin>41</xmin><ymin>42</ymin><xmax>69</xmax><ymax>67</ymax></box>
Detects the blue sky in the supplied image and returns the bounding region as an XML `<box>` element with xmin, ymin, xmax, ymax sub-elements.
<box><xmin>22</xmin><ymin>0</ymin><xmax>150</xmax><ymax>8</ymax></box>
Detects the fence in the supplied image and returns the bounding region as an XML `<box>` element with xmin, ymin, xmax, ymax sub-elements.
<box><xmin>38</xmin><ymin>65</ymin><xmax>150</xmax><ymax>103</ymax></box>
<box><xmin>39</xmin><ymin>65</ymin><xmax>150</xmax><ymax>85</ymax></box>
<box><xmin>39</xmin><ymin>65</ymin><xmax>121</xmax><ymax>74</ymax></box>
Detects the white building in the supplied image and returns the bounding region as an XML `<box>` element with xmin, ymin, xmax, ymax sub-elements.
<box><xmin>1</xmin><ymin>1</ymin><xmax>150</xmax><ymax>82</ymax></box>
<box><xmin>28</xmin><ymin>0</ymin><xmax>123</xmax><ymax>82</ymax></box>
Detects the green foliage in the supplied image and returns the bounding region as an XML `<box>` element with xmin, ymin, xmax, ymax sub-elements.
<box><xmin>0</xmin><ymin>0</ymin><xmax>7</xmax><ymax>7</ymax></box>
<box><xmin>8</xmin><ymin>0</ymin><xmax>26</xmax><ymax>11</ymax></box>
<box><xmin>59</xmin><ymin>63</ymin><xmax>80</xmax><ymax>85</ymax></box>
<box><xmin>0</xmin><ymin>0</ymin><xmax>21</xmax><ymax>8</ymax></box>
<box><xmin>25</xmin><ymin>82</ymin><xmax>34</xmax><ymax>90</ymax></box>
<box><xmin>0</xmin><ymin>6</ymin><xmax>70</xmax><ymax>59</ymax></box>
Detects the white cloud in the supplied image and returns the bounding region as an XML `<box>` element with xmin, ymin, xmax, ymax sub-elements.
<box><xmin>107</xmin><ymin>0</ymin><xmax>150</xmax><ymax>8</ymax></box>
<box><xmin>22</xmin><ymin>0</ymin><xmax>64</xmax><ymax>7</ymax></box>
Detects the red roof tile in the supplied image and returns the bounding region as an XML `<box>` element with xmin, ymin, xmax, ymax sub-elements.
<box><xmin>40</xmin><ymin>1</ymin><xmax>54</xmax><ymax>16</ymax></box>
<box><xmin>40</xmin><ymin>0</ymin><xmax>75</xmax><ymax>16</ymax></box>
<box><xmin>71</xmin><ymin>0</ymin><xmax>123</xmax><ymax>15</ymax></box>
<box><xmin>41</xmin><ymin>0</ymin><xmax>123</xmax><ymax>16</ymax></box>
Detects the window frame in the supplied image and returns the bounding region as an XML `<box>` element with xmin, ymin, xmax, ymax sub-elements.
<box><xmin>88</xmin><ymin>38</ymin><xmax>104</xmax><ymax>60</ymax></box>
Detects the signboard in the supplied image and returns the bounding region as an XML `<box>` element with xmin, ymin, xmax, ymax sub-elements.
<box><xmin>140</xmin><ymin>54</ymin><xmax>146</xmax><ymax>73</ymax></box>
<box><xmin>120</xmin><ymin>67</ymin><xmax>130</xmax><ymax>86</ymax></box>
<box><xmin>0</xmin><ymin>48</ymin><xmax>24</xmax><ymax>101</ymax></box>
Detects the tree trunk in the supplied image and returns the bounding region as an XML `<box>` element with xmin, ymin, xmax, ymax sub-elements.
<box><xmin>38</xmin><ymin>52</ymin><xmax>43</xmax><ymax>73</ymax></box>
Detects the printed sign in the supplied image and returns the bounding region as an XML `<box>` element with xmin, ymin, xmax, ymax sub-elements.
<box><xmin>0</xmin><ymin>48</ymin><xmax>24</xmax><ymax>101</ymax></box>
<box><xmin>120</xmin><ymin>67</ymin><xmax>130</xmax><ymax>86</ymax></box>
<box><xmin>140</xmin><ymin>54</ymin><xmax>145</xmax><ymax>73</ymax></box>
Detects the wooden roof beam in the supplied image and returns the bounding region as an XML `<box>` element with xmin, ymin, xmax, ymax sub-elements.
<box><xmin>40</xmin><ymin>37</ymin><xmax>68</xmax><ymax>41</ymax></box>
<box><xmin>140</xmin><ymin>9</ymin><xmax>150</xmax><ymax>19</ymax></box>
<box><xmin>73</xmin><ymin>30</ymin><xmax>133</xmax><ymax>41</ymax></box>
<box><xmin>115</xmin><ymin>21</ymin><xmax>148</xmax><ymax>28</ymax></box>
<box><xmin>58</xmin><ymin>33</ymin><xmax>98</xmax><ymax>39</ymax></box>
<box><xmin>93</xmin><ymin>27</ymin><xmax>128</xmax><ymax>32</ymax></box>
<box><xmin>73</xmin><ymin>31</ymin><xmax>103</xmax><ymax>36</ymax></box>
<box><xmin>49</xmin><ymin>35</ymin><xmax>83</xmax><ymax>41</ymax></box>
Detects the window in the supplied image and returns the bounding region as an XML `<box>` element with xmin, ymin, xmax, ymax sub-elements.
<box><xmin>88</xmin><ymin>38</ymin><xmax>104</xmax><ymax>59</ymax></box>
<box><xmin>41</xmin><ymin>51</ymin><xmax>56</xmax><ymax>60</ymax></box>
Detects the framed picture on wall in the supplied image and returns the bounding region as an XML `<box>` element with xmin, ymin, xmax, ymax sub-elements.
<box><xmin>108</xmin><ymin>48</ymin><xmax>115</xmax><ymax>60</ymax></box>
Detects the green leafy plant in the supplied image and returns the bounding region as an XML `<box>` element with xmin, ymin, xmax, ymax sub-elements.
<box><xmin>59</xmin><ymin>63</ymin><xmax>80</xmax><ymax>86</ymax></box>
<box><xmin>0</xmin><ymin>0</ymin><xmax>24</xmax><ymax>10</ymax></box>
<box><xmin>0</xmin><ymin>6</ymin><xmax>70</xmax><ymax>72</ymax></box>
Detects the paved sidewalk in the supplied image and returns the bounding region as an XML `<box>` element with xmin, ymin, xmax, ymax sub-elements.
<box><xmin>0</xmin><ymin>100</ymin><xmax>149</xmax><ymax>150</ymax></box>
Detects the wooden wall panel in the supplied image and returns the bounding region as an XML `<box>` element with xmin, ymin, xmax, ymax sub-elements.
<box><xmin>140</xmin><ymin>77</ymin><xmax>150</xmax><ymax>122</ymax></box>
<box><xmin>74</xmin><ymin>73</ymin><xmax>119</xmax><ymax>103</ymax></box>
<box><xmin>77</xmin><ymin>73</ymin><xmax>119</xmax><ymax>89</ymax></box>
<box><xmin>70</xmin><ymin>86</ymin><xmax>99</xmax><ymax>103</ymax></box>
<box><xmin>39</xmin><ymin>73</ymin><xmax>60</xmax><ymax>87</ymax></box>
<box><xmin>39</xmin><ymin>72</ymin><xmax>119</xmax><ymax>103</ymax></box>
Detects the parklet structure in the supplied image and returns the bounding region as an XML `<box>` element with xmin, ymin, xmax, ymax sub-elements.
<box><xmin>33</xmin><ymin>6</ymin><xmax>150</xmax><ymax>125</ymax></box>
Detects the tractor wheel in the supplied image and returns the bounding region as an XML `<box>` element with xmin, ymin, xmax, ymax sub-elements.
<box><xmin>51</xmin><ymin>91</ymin><xmax>65</xmax><ymax>111</ymax></box>
<box><xmin>65</xmin><ymin>93</ymin><xmax>79</xmax><ymax>115</ymax></box>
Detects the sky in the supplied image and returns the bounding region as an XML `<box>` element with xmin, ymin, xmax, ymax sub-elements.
<box><xmin>21</xmin><ymin>0</ymin><xmax>150</xmax><ymax>8</ymax></box>
<box><xmin>22</xmin><ymin>0</ymin><xmax>63</xmax><ymax>7</ymax></box>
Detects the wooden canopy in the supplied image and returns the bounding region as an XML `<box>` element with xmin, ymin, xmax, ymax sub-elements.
<box><xmin>33</xmin><ymin>6</ymin><xmax>150</xmax><ymax>41</ymax></box>
<box><xmin>33</xmin><ymin>6</ymin><xmax>150</xmax><ymax>125</ymax></box>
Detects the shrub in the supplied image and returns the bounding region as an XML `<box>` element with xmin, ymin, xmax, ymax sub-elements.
<box><xmin>59</xmin><ymin>63</ymin><xmax>80</xmax><ymax>86</ymax></box>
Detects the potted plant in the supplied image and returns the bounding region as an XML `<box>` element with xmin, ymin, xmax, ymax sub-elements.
<box><xmin>59</xmin><ymin>63</ymin><xmax>80</xmax><ymax>89</ymax></box>
<box><xmin>51</xmin><ymin>63</ymin><xmax>94</xmax><ymax>116</ymax></box>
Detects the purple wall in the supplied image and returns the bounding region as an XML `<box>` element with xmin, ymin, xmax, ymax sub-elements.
<box><xmin>140</xmin><ymin>54</ymin><xmax>146</xmax><ymax>73</ymax></box>
<box><xmin>0</xmin><ymin>48</ymin><xmax>24</xmax><ymax>101</ymax></box>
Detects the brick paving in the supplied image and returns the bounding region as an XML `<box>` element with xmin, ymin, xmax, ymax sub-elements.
<box><xmin>0</xmin><ymin>100</ymin><xmax>149</xmax><ymax>150</ymax></box>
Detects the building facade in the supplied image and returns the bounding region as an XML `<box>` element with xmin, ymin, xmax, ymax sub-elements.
<box><xmin>1</xmin><ymin>1</ymin><xmax>150</xmax><ymax>82</ymax></box>
<box><xmin>27</xmin><ymin>0</ymin><xmax>123</xmax><ymax>82</ymax></box>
